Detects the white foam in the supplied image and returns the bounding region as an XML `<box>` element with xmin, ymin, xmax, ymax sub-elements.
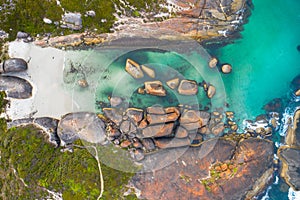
<box><xmin>274</xmin><ymin>176</ymin><xmax>279</xmax><ymax>185</ymax></box>
<box><xmin>275</xmin><ymin>142</ymin><xmax>283</xmax><ymax>148</ymax></box>
<box><xmin>261</xmin><ymin>186</ymin><xmax>272</xmax><ymax>200</ymax></box>
<box><xmin>279</xmin><ymin>106</ymin><xmax>300</xmax><ymax>136</ymax></box>
<box><xmin>289</xmin><ymin>187</ymin><xmax>300</xmax><ymax>200</ymax></box>
<box><xmin>243</xmin><ymin>119</ymin><xmax>269</xmax><ymax>130</ymax></box>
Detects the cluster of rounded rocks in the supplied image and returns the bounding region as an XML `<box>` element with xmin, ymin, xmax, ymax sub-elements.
<box><xmin>100</xmin><ymin>95</ymin><xmax>242</xmax><ymax>161</ymax></box>
<box><xmin>125</xmin><ymin>58</ymin><xmax>217</xmax><ymax>99</ymax></box>
<box><xmin>209</xmin><ymin>57</ymin><xmax>232</xmax><ymax>74</ymax></box>
<box><xmin>0</xmin><ymin>58</ymin><xmax>33</xmax><ymax>99</ymax></box>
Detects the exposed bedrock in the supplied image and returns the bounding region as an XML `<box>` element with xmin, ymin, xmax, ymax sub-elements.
<box><xmin>278</xmin><ymin>109</ymin><xmax>300</xmax><ymax>191</ymax></box>
<box><xmin>0</xmin><ymin>76</ymin><xmax>33</xmax><ymax>99</ymax></box>
<box><xmin>132</xmin><ymin>137</ymin><xmax>274</xmax><ymax>199</ymax></box>
<box><xmin>57</xmin><ymin>112</ymin><xmax>106</xmax><ymax>145</ymax></box>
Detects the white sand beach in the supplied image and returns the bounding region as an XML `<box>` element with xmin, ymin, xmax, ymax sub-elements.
<box><xmin>7</xmin><ymin>41</ymin><xmax>95</xmax><ymax>120</ymax></box>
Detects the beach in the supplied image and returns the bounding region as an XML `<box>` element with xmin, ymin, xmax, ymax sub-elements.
<box><xmin>7</xmin><ymin>41</ymin><xmax>96</xmax><ymax>119</ymax></box>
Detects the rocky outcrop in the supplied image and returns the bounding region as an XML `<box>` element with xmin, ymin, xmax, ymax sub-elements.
<box><xmin>141</xmin><ymin>123</ymin><xmax>174</xmax><ymax>138</ymax></box>
<box><xmin>278</xmin><ymin>109</ymin><xmax>300</xmax><ymax>191</ymax></box>
<box><xmin>0</xmin><ymin>76</ymin><xmax>33</xmax><ymax>99</ymax></box>
<box><xmin>206</xmin><ymin>85</ymin><xmax>216</xmax><ymax>99</ymax></box>
<box><xmin>125</xmin><ymin>59</ymin><xmax>144</xmax><ymax>79</ymax></box>
<box><xmin>221</xmin><ymin>64</ymin><xmax>232</xmax><ymax>74</ymax></box>
<box><xmin>57</xmin><ymin>112</ymin><xmax>106</xmax><ymax>145</ymax></box>
<box><xmin>7</xmin><ymin>117</ymin><xmax>60</xmax><ymax>146</ymax></box>
<box><xmin>103</xmin><ymin>108</ymin><xmax>123</xmax><ymax>126</ymax></box>
<box><xmin>60</xmin><ymin>12</ymin><xmax>82</xmax><ymax>30</ymax></box>
<box><xmin>1</xmin><ymin>58</ymin><xmax>28</xmax><ymax>73</ymax></box>
<box><xmin>111</xmin><ymin>0</ymin><xmax>250</xmax><ymax>43</ymax></box>
<box><xmin>278</xmin><ymin>148</ymin><xmax>300</xmax><ymax>191</ymax></box>
<box><xmin>177</xmin><ymin>80</ymin><xmax>198</xmax><ymax>95</ymax></box>
<box><xmin>33</xmin><ymin>0</ymin><xmax>251</xmax><ymax>48</ymax></box>
<box><xmin>34</xmin><ymin>32</ymin><xmax>107</xmax><ymax>48</ymax></box>
<box><xmin>144</xmin><ymin>81</ymin><xmax>166</xmax><ymax>96</ymax></box>
<box><xmin>209</xmin><ymin>57</ymin><xmax>218</xmax><ymax>68</ymax></box>
<box><xmin>131</xmin><ymin>137</ymin><xmax>274</xmax><ymax>199</ymax></box>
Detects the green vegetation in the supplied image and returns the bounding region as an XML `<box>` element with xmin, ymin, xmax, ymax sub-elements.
<box><xmin>0</xmin><ymin>0</ymin><xmax>64</xmax><ymax>41</ymax></box>
<box><xmin>201</xmin><ymin>162</ymin><xmax>239</xmax><ymax>192</ymax></box>
<box><xmin>0</xmin><ymin>92</ymin><xmax>138</xmax><ymax>199</ymax></box>
<box><xmin>0</xmin><ymin>0</ymin><xmax>164</xmax><ymax>42</ymax></box>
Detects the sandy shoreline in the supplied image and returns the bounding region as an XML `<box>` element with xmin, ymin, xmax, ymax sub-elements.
<box><xmin>7</xmin><ymin>41</ymin><xmax>95</xmax><ymax>120</ymax></box>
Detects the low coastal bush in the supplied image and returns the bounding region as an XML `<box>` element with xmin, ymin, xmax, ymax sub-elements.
<box><xmin>0</xmin><ymin>0</ymin><xmax>163</xmax><ymax>41</ymax></box>
<box><xmin>0</xmin><ymin>92</ymin><xmax>138</xmax><ymax>199</ymax></box>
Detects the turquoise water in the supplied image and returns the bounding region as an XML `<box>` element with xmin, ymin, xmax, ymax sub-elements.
<box><xmin>213</xmin><ymin>0</ymin><xmax>300</xmax><ymax>199</ymax></box>
<box><xmin>213</xmin><ymin>0</ymin><xmax>300</xmax><ymax>121</ymax></box>
<box><xmin>63</xmin><ymin>0</ymin><xmax>300</xmax><ymax>198</ymax></box>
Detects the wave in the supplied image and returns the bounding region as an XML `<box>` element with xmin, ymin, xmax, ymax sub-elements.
<box><xmin>289</xmin><ymin>188</ymin><xmax>300</xmax><ymax>200</ymax></box>
<box><xmin>278</xmin><ymin>106</ymin><xmax>300</xmax><ymax>136</ymax></box>
<box><xmin>261</xmin><ymin>186</ymin><xmax>272</xmax><ymax>200</ymax></box>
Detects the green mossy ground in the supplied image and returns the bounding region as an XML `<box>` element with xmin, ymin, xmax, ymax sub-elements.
<box><xmin>0</xmin><ymin>92</ymin><xmax>138</xmax><ymax>199</ymax></box>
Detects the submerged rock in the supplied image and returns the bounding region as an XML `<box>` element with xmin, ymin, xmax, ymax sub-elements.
<box><xmin>166</xmin><ymin>78</ymin><xmax>179</xmax><ymax>90</ymax></box>
<box><xmin>263</xmin><ymin>98</ymin><xmax>283</xmax><ymax>113</ymax></box>
<box><xmin>77</xmin><ymin>79</ymin><xmax>88</xmax><ymax>88</ymax></box>
<box><xmin>144</xmin><ymin>80</ymin><xmax>166</xmax><ymax>96</ymax></box>
<box><xmin>2</xmin><ymin>58</ymin><xmax>28</xmax><ymax>73</ymax></box>
<box><xmin>141</xmin><ymin>65</ymin><xmax>155</xmax><ymax>78</ymax></box>
<box><xmin>125</xmin><ymin>59</ymin><xmax>144</xmax><ymax>79</ymax></box>
<box><xmin>0</xmin><ymin>76</ymin><xmax>32</xmax><ymax>99</ymax></box>
<box><xmin>109</xmin><ymin>96</ymin><xmax>123</xmax><ymax>107</ymax></box>
<box><xmin>177</xmin><ymin>79</ymin><xmax>198</xmax><ymax>95</ymax></box>
<box><xmin>57</xmin><ymin>112</ymin><xmax>106</xmax><ymax>144</ymax></box>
